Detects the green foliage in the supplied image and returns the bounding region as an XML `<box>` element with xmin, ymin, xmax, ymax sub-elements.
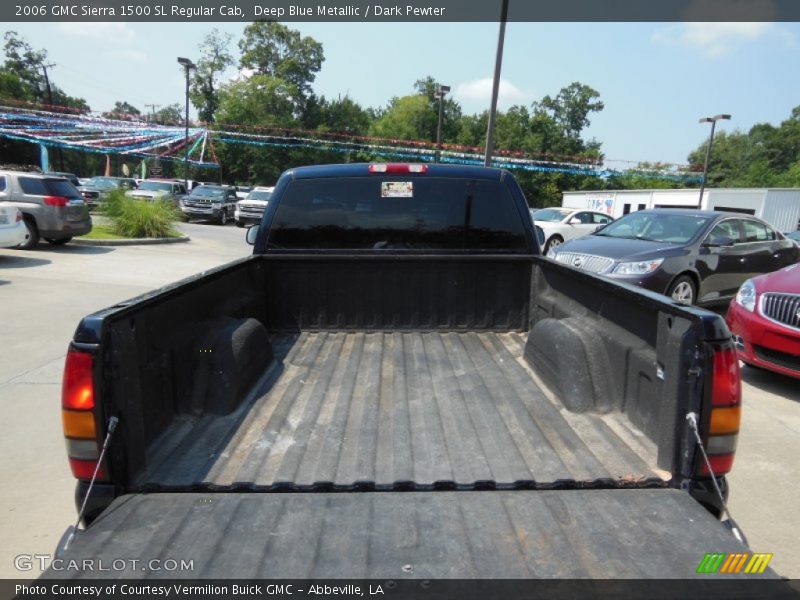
<box><xmin>238</xmin><ymin>21</ymin><xmax>323</xmax><ymax>109</ymax></box>
<box><xmin>102</xmin><ymin>190</ymin><xmax>179</xmax><ymax>238</ymax></box>
<box><xmin>190</xmin><ymin>28</ymin><xmax>234</xmax><ymax>123</ymax></box>
<box><xmin>2</xmin><ymin>31</ymin><xmax>89</xmax><ymax>112</ymax></box>
<box><xmin>687</xmin><ymin>106</ymin><xmax>800</xmax><ymax>188</ymax></box>
<box><xmin>102</xmin><ymin>101</ymin><xmax>141</xmax><ymax>120</ymax></box>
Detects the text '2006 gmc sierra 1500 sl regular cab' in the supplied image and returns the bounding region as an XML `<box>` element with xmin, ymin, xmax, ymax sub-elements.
<box><xmin>50</xmin><ymin>163</ymin><xmax>771</xmax><ymax>582</ymax></box>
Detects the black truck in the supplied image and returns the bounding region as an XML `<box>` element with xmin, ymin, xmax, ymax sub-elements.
<box><xmin>53</xmin><ymin>163</ymin><xmax>757</xmax><ymax>579</ymax></box>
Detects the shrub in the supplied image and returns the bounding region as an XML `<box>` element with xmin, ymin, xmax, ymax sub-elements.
<box><xmin>102</xmin><ymin>191</ymin><xmax>180</xmax><ymax>238</ymax></box>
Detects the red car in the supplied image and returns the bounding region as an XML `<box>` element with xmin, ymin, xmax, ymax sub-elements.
<box><xmin>727</xmin><ymin>263</ymin><xmax>800</xmax><ymax>379</ymax></box>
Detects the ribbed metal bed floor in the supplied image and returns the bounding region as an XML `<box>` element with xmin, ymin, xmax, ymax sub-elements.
<box><xmin>142</xmin><ymin>332</ymin><xmax>666</xmax><ymax>488</ymax></box>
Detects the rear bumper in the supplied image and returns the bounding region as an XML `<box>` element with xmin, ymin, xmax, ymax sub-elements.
<box><xmin>727</xmin><ymin>300</ymin><xmax>800</xmax><ymax>379</ymax></box>
<box><xmin>39</xmin><ymin>220</ymin><xmax>92</xmax><ymax>239</ymax></box>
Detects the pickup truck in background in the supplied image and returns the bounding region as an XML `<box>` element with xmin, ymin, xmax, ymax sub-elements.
<box><xmin>53</xmin><ymin>163</ymin><xmax>758</xmax><ymax>579</ymax></box>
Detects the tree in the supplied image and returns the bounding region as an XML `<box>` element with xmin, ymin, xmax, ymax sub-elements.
<box><xmin>535</xmin><ymin>82</ymin><xmax>604</xmax><ymax>141</ymax></box>
<box><xmin>3</xmin><ymin>31</ymin><xmax>47</xmax><ymax>97</ymax></box>
<box><xmin>369</xmin><ymin>76</ymin><xmax>463</xmax><ymax>143</ymax></box>
<box><xmin>190</xmin><ymin>28</ymin><xmax>234</xmax><ymax>123</ymax></box>
<box><xmin>154</xmin><ymin>103</ymin><xmax>183</xmax><ymax>125</ymax></box>
<box><xmin>2</xmin><ymin>31</ymin><xmax>89</xmax><ymax>112</ymax></box>
<box><xmin>102</xmin><ymin>101</ymin><xmax>142</xmax><ymax>120</ymax></box>
<box><xmin>238</xmin><ymin>22</ymin><xmax>323</xmax><ymax>110</ymax></box>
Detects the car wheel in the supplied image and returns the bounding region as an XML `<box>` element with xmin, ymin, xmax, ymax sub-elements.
<box><xmin>668</xmin><ymin>276</ymin><xmax>696</xmax><ymax>305</ymax></box>
<box><xmin>544</xmin><ymin>236</ymin><xmax>563</xmax><ymax>253</ymax></box>
<box><xmin>219</xmin><ymin>210</ymin><xmax>228</xmax><ymax>225</ymax></box>
<box><xmin>16</xmin><ymin>216</ymin><xmax>39</xmax><ymax>250</ymax></box>
<box><xmin>45</xmin><ymin>237</ymin><xmax>72</xmax><ymax>245</ymax></box>
<box><xmin>236</xmin><ymin>220</ymin><xmax>245</xmax><ymax>228</ymax></box>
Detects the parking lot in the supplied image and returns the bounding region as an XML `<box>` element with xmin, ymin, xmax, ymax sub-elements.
<box><xmin>0</xmin><ymin>221</ymin><xmax>798</xmax><ymax>578</ymax></box>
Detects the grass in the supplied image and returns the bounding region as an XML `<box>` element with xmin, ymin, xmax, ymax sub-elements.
<box><xmin>94</xmin><ymin>190</ymin><xmax>181</xmax><ymax>239</ymax></box>
<box><xmin>78</xmin><ymin>223</ymin><xmax>182</xmax><ymax>240</ymax></box>
<box><xmin>78</xmin><ymin>224</ymin><xmax>123</xmax><ymax>239</ymax></box>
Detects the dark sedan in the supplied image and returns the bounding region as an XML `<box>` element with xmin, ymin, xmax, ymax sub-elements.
<box><xmin>548</xmin><ymin>209</ymin><xmax>799</xmax><ymax>305</ymax></box>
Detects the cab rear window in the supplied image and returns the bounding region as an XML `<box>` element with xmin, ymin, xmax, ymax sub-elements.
<box><xmin>267</xmin><ymin>177</ymin><xmax>528</xmax><ymax>251</ymax></box>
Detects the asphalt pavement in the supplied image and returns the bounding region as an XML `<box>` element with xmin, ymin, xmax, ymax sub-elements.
<box><xmin>0</xmin><ymin>221</ymin><xmax>798</xmax><ymax>578</ymax></box>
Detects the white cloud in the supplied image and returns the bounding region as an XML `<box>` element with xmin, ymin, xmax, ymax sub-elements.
<box><xmin>109</xmin><ymin>50</ymin><xmax>148</xmax><ymax>64</ymax></box>
<box><xmin>652</xmin><ymin>22</ymin><xmax>795</xmax><ymax>58</ymax></box>
<box><xmin>455</xmin><ymin>78</ymin><xmax>530</xmax><ymax>109</ymax></box>
<box><xmin>56</xmin><ymin>22</ymin><xmax>136</xmax><ymax>45</ymax></box>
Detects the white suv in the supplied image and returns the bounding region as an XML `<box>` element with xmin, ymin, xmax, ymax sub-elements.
<box><xmin>235</xmin><ymin>186</ymin><xmax>274</xmax><ymax>228</ymax></box>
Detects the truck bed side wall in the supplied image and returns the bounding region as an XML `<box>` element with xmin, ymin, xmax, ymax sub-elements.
<box><xmin>528</xmin><ymin>257</ymin><xmax>704</xmax><ymax>474</ymax></box>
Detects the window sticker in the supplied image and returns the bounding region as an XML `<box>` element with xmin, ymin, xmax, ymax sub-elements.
<box><xmin>381</xmin><ymin>181</ymin><xmax>413</xmax><ymax>198</ymax></box>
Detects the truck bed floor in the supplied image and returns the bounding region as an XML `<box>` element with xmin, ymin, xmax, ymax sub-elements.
<box><xmin>142</xmin><ymin>332</ymin><xmax>666</xmax><ymax>489</ymax></box>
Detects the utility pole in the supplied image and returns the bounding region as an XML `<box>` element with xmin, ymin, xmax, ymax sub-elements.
<box><xmin>144</xmin><ymin>103</ymin><xmax>161</xmax><ymax>124</ymax></box>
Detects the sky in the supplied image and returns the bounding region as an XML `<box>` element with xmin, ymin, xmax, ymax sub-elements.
<box><xmin>5</xmin><ymin>20</ymin><xmax>800</xmax><ymax>167</ymax></box>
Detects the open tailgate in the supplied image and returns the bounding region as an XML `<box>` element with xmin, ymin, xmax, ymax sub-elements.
<box><xmin>42</xmin><ymin>489</ymin><xmax>778</xmax><ymax>580</ymax></box>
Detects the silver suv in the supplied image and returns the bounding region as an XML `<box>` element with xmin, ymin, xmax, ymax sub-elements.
<box><xmin>0</xmin><ymin>170</ymin><xmax>92</xmax><ymax>249</ymax></box>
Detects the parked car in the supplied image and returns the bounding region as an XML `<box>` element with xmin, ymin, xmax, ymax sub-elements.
<box><xmin>180</xmin><ymin>184</ymin><xmax>238</xmax><ymax>224</ymax></box>
<box><xmin>727</xmin><ymin>264</ymin><xmax>800</xmax><ymax>379</ymax></box>
<box><xmin>0</xmin><ymin>205</ymin><xmax>26</xmax><ymax>248</ymax></box>
<box><xmin>531</xmin><ymin>207</ymin><xmax>614</xmax><ymax>253</ymax></box>
<box><xmin>235</xmin><ymin>185</ymin><xmax>252</xmax><ymax>200</ymax></box>
<box><xmin>548</xmin><ymin>209</ymin><xmax>799</xmax><ymax>305</ymax></box>
<box><xmin>46</xmin><ymin>171</ymin><xmax>81</xmax><ymax>187</ymax></box>
<box><xmin>235</xmin><ymin>186</ymin><xmax>274</xmax><ymax>227</ymax></box>
<box><xmin>79</xmin><ymin>176</ymin><xmax>138</xmax><ymax>209</ymax></box>
<box><xmin>126</xmin><ymin>179</ymin><xmax>186</xmax><ymax>206</ymax></box>
<box><xmin>0</xmin><ymin>170</ymin><xmax>91</xmax><ymax>248</ymax></box>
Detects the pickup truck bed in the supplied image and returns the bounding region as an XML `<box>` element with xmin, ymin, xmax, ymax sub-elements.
<box><xmin>144</xmin><ymin>331</ymin><xmax>663</xmax><ymax>489</ymax></box>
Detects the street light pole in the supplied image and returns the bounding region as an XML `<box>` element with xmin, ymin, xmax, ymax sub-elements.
<box><xmin>434</xmin><ymin>84</ymin><xmax>450</xmax><ymax>163</ymax></box>
<box><xmin>177</xmin><ymin>57</ymin><xmax>196</xmax><ymax>192</ymax></box>
<box><xmin>698</xmin><ymin>114</ymin><xmax>731</xmax><ymax>207</ymax></box>
<box><xmin>484</xmin><ymin>0</ymin><xmax>509</xmax><ymax>167</ymax></box>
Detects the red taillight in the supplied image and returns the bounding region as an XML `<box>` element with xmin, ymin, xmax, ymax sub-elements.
<box><xmin>368</xmin><ymin>163</ymin><xmax>428</xmax><ymax>174</ymax></box>
<box><xmin>62</xmin><ymin>349</ymin><xmax>104</xmax><ymax>481</ymax></box>
<box><xmin>697</xmin><ymin>346</ymin><xmax>742</xmax><ymax>477</ymax></box>
<box><xmin>43</xmin><ymin>195</ymin><xmax>69</xmax><ymax>207</ymax></box>
<box><xmin>698</xmin><ymin>453</ymin><xmax>735</xmax><ymax>477</ymax></box>
<box><xmin>69</xmin><ymin>458</ymin><xmax>105</xmax><ymax>480</ymax></box>
<box><xmin>15</xmin><ymin>210</ymin><xmax>22</xmax><ymax>222</ymax></box>
<box><xmin>712</xmin><ymin>347</ymin><xmax>741</xmax><ymax>407</ymax></box>
<box><xmin>62</xmin><ymin>350</ymin><xmax>94</xmax><ymax>410</ymax></box>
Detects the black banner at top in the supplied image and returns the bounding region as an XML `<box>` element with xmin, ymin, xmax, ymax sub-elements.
<box><xmin>5</xmin><ymin>0</ymin><xmax>800</xmax><ymax>22</ymax></box>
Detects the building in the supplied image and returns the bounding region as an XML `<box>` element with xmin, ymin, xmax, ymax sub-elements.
<box><xmin>561</xmin><ymin>188</ymin><xmax>800</xmax><ymax>232</ymax></box>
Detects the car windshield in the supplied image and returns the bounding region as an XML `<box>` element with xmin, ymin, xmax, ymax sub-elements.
<box><xmin>139</xmin><ymin>181</ymin><xmax>174</xmax><ymax>192</ymax></box>
<box><xmin>87</xmin><ymin>177</ymin><xmax>119</xmax><ymax>189</ymax></box>
<box><xmin>532</xmin><ymin>208</ymin><xmax>571</xmax><ymax>222</ymax></box>
<box><xmin>191</xmin><ymin>186</ymin><xmax>226</xmax><ymax>198</ymax></box>
<box><xmin>595</xmin><ymin>212</ymin><xmax>710</xmax><ymax>244</ymax></box>
<box><xmin>247</xmin><ymin>191</ymin><xmax>273</xmax><ymax>201</ymax></box>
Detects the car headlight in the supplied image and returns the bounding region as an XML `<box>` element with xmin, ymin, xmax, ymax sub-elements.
<box><xmin>546</xmin><ymin>247</ymin><xmax>558</xmax><ymax>259</ymax></box>
<box><xmin>212</xmin><ymin>202</ymin><xmax>222</xmax><ymax>208</ymax></box>
<box><xmin>735</xmin><ymin>279</ymin><xmax>757</xmax><ymax>312</ymax></box>
<box><xmin>611</xmin><ymin>258</ymin><xmax>664</xmax><ymax>275</ymax></box>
